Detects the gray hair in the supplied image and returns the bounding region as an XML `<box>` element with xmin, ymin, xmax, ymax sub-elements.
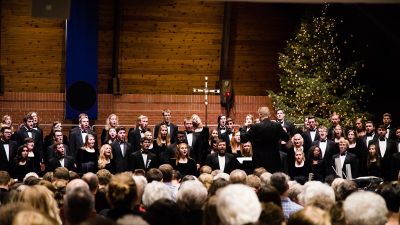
<box><xmin>177</xmin><ymin>180</ymin><xmax>208</xmax><ymax>211</ymax></box>
<box><xmin>142</xmin><ymin>181</ymin><xmax>171</xmax><ymax>208</ymax></box>
<box><xmin>343</xmin><ymin>191</ymin><xmax>388</xmax><ymax>225</ymax></box>
<box><xmin>216</xmin><ymin>184</ymin><xmax>261</xmax><ymax>225</ymax></box>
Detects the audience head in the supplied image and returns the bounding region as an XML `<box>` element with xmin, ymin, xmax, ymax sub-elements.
<box><xmin>216</xmin><ymin>184</ymin><xmax>261</xmax><ymax>225</ymax></box>
<box><xmin>343</xmin><ymin>191</ymin><xmax>388</xmax><ymax>225</ymax></box>
<box><xmin>146</xmin><ymin>168</ymin><xmax>163</xmax><ymax>183</ymax></box>
<box><xmin>96</xmin><ymin>169</ymin><xmax>113</xmax><ymax>186</ymax></box>
<box><xmin>142</xmin><ymin>181</ymin><xmax>172</xmax><ymax>209</ymax></box>
<box><xmin>158</xmin><ymin>164</ymin><xmax>173</xmax><ymax>182</ymax></box>
<box><xmin>287</xmin><ymin>205</ymin><xmax>331</xmax><ymax>225</ymax></box>
<box><xmin>144</xmin><ymin>198</ymin><xmax>184</xmax><ymax>225</ymax></box>
<box><xmin>82</xmin><ymin>172</ymin><xmax>99</xmax><ymax>194</ymax></box>
<box><xmin>177</xmin><ymin>180</ymin><xmax>207</xmax><ymax>212</ymax></box>
<box><xmin>64</xmin><ymin>187</ymin><xmax>95</xmax><ymax>225</ymax></box>
<box><xmin>269</xmin><ymin>172</ymin><xmax>290</xmax><ymax>195</ymax></box>
<box><xmin>229</xmin><ymin>169</ymin><xmax>247</xmax><ymax>184</ymax></box>
<box><xmin>106</xmin><ymin>173</ymin><xmax>137</xmax><ymax>209</ymax></box>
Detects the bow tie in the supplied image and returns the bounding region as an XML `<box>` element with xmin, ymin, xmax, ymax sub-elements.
<box><xmin>220</xmin><ymin>127</ymin><xmax>226</xmax><ymax>130</ymax></box>
<box><xmin>1</xmin><ymin>140</ymin><xmax>9</xmax><ymax>145</ymax></box>
<box><xmin>140</xmin><ymin>130</ymin><xmax>146</xmax><ymax>133</ymax></box>
<box><xmin>379</xmin><ymin>138</ymin><xmax>385</xmax><ymax>141</ymax></box>
<box><xmin>366</xmin><ymin>133</ymin><xmax>373</xmax><ymax>137</ymax></box>
<box><xmin>186</xmin><ymin>131</ymin><xmax>192</xmax><ymax>134</ymax></box>
<box><xmin>141</xmin><ymin>151</ymin><xmax>148</xmax><ymax>155</ymax></box>
<box><xmin>81</xmin><ymin>130</ymin><xmax>87</xmax><ymax>133</ymax></box>
<box><xmin>309</xmin><ymin>129</ymin><xmax>316</xmax><ymax>132</ymax></box>
<box><xmin>340</xmin><ymin>152</ymin><xmax>346</xmax><ymax>156</ymax></box>
<box><xmin>320</xmin><ymin>139</ymin><xmax>326</xmax><ymax>142</ymax></box>
<box><xmin>119</xmin><ymin>141</ymin><xmax>125</xmax><ymax>144</ymax></box>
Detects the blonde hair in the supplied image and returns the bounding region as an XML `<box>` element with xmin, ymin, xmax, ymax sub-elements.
<box><xmin>198</xmin><ymin>173</ymin><xmax>214</xmax><ymax>191</ymax></box>
<box><xmin>156</xmin><ymin>124</ymin><xmax>171</xmax><ymax>146</ymax></box>
<box><xmin>98</xmin><ymin>144</ymin><xmax>113</xmax><ymax>169</ymax></box>
<box><xmin>105</xmin><ymin>114</ymin><xmax>119</xmax><ymax>130</ymax></box>
<box><xmin>15</xmin><ymin>185</ymin><xmax>62</xmax><ymax>225</ymax></box>
<box><xmin>241</xmin><ymin>141</ymin><xmax>253</xmax><ymax>157</ymax></box>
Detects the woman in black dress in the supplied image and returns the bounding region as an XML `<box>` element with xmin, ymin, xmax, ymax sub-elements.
<box><xmin>170</xmin><ymin>143</ymin><xmax>197</xmax><ymax>177</ymax></box>
<box><xmin>12</xmin><ymin>145</ymin><xmax>35</xmax><ymax>181</ymax></box>
<box><xmin>98</xmin><ymin>144</ymin><xmax>115</xmax><ymax>173</ymax></box>
<box><xmin>77</xmin><ymin>134</ymin><xmax>98</xmax><ymax>174</ymax></box>
<box><xmin>288</xmin><ymin>149</ymin><xmax>310</xmax><ymax>184</ymax></box>
<box><xmin>153</xmin><ymin>124</ymin><xmax>170</xmax><ymax>163</ymax></box>
<box><xmin>365</xmin><ymin>143</ymin><xmax>381</xmax><ymax>177</ymax></box>
<box><xmin>307</xmin><ymin>145</ymin><xmax>325</xmax><ymax>182</ymax></box>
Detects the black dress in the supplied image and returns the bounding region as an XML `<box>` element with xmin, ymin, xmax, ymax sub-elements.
<box><xmin>12</xmin><ymin>159</ymin><xmax>35</xmax><ymax>182</ymax></box>
<box><xmin>170</xmin><ymin>158</ymin><xmax>198</xmax><ymax>177</ymax></box>
<box><xmin>308</xmin><ymin>159</ymin><xmax>325</xmax><ymax>182</ymax></box>
<box><xmin>289</xmin><ymin>162</ymin><xmax>310</xmax><ymax>184</ymax></box>
<box><xmin>77</xmin><ymin>148</ymin><xmax>98</xmax><ymax>173</ymax></box>
<box><xmin>366</xmin><ymin>161</ymin><xmax>381</xmax><ymax>177</ymax></box>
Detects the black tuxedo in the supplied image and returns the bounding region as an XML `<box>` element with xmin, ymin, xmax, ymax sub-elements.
<box><xmin>128</xmin><ymin>127</ymin><xmax>150</xmax><ymax>152</ymax></box>
<box><xmin>46</xmin><ymin>144</ymin><xmax>70</xmax><ymax>164</ymax></box>
<box><xmin>128</xmin><ymin>150</ymin><xmax>158</xmax><ymax>171</ymax></box>
<box><xmin>329</xmin><ymin>152</ymin><xmax>359</xmax><ymax>179</ymax></box>
<box><xmin>205</xmin><ymin>153</ymin><xmax>237</xmax><ymax>174</ymax></box>
<box><xmin>362</xmin><ymin>133</ymin><xmax>376</xmax><ymax>148</ymax></box>
<box><xmin>48</xmin><ymin>156</ymin><xmax>77</xmax><ymax>171</ymax></box>
<box><xmin>14</xmin><ymin>126</ymin><xmax>43</xmax><ymax>171</ymax></box>
<box><xmin>311</xmin><ymin>139</ymin><xmax>337</xmax><ymax>165</ymax></box>
<box><xmin>0</xmin><ymin>140</ymin><xmax>18</xmax><ymax>172</ymax></box>
<box><xmin>241</xmin><ymin>119</ymin><xmax>289</xmax><ymax>173</ymax></box>
<box><xmin>111</xmin><ymin>141</ymin><xmax>133</xmax><ymax>173</ymax></box>
<box><xmin>186</xmin><ymin>131</ymin><xmax>206</xmax><ymax>165</ymax></box>
<box><xmin>277</xmin><ymin>120</ymin><xmax>295</xmax><ymax>137</ymax></box>
<box><xmin>154</xmin><ymin>123</ymin><xmax>178</xmax><ymax>144</ymax></box>
<box><xmin>222</xmin><ymin>131</ymin><xmax>233</xmax><ymax>154</ymax></box>
<box><xmin>69</xmin><ymin>128</ymin><xmax>97</xmax><ymax>159</ymax></box>
<box><xmin>369</xmin><ymin>138</ymin><xmax>397</xmax><ymax>180</ymax></box>
<box><xmin>302</xmin><ymin>129</ymin><xmax>320</xmax><ymax>153</ymax></box>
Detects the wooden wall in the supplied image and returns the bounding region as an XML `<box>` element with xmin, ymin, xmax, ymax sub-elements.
<box><xmin>0</xmin><ymin>0</ymin><xmax>65</xmax><ymax>92</ymax></box>
<box><xmin>1</xmin><ymin>0</ymin><xmax>305</xmax><ymax>95</ymax></box>
<box><xmin>228</xmin><ymin>3</ymin><xmax>305</xmax><ymax>95</ymax></box>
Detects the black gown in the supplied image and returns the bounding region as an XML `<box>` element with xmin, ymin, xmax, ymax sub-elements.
<box><xmin>77</xmin><ymin>148</ymin><xmax>98</xmax><ymax>173</ymax></box>
<box><xmin>170</xmin><ymin>158</ymin><xmax>198</xmax><ymax>177</ymax></box>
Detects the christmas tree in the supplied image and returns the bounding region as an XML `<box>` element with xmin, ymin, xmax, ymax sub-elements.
<box><xmin>268</xmin><ymin>5</ymin><xmax>370</xmax><ymax>127</ymax></box>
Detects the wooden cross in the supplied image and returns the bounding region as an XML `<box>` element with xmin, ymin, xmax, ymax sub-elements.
<box><xmin>193</xmin><ymin>76</ymin><xmax>220</xmax><ymax>126</ymax></box>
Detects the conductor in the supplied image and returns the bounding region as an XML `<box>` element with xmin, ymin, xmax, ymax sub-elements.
<box><xmin>241</xmin><ymin>106</ymin><xmax>289</xmax><ymax>173</ymax></box>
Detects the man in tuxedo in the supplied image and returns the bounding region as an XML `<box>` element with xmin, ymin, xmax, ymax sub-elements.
<box><xmin>241</xmin><ymin>106</ymin><xmax>289</xmax><ymax>173</ymax></box>
<box><xmin>222</xmin><ymin>117</ymin><xmax>235</xmax><ymax>154</ymax></box>
<box><xmin>362</xmin><ymin>121</ymin><xmax>376</xmax><ymax>148</ymax></box>
<box><xmin>0</xmin><ymin>126</ymin><xmax>18</xmax><ymax>173</ymax></box>
<box><xmin>369</xmin><ymin>125</ymin><xmax>397</xmax><ymax>181</ymax></box>
<box><xmin>217</xmin><ymin>115</ymin><xmax>227</xmax><ymax>138</ymax></box>
<box><xmin>276</xmin><ymin>109</ymin><xmax>295</xmax><ymax>152</ymax></box>
<box><xmin>69</xmin><ymin>114</ymin><xmax>96</xmax><ymax>159</ymax></box>
<box><xmin>153</xmin><ymin>109</ymin><xmax>178</xmax><ymax>144</ymax></box>
<box><xmin>329</xmin><ymin>138</ymin><xmax>359</xmax><ymax>179</ymax></box>
<box><xmin>327</xmin><ymin>113</ymin><xmax>341</xmax><ymax>140</ymax></box>
<box><xmin>128</xmin><ymin>115</ymin><xmax>150</xmax><ymax>152</ymax></box>
<box><xmin>302</xmin><ymin>116</ymin><xmax>319</xmax><ymax>153</ymax></box>
<box><xmin>312</xmin><ymin>126</ymin><xmax>337</xmax><ymax>163</ymax></box>
<box><xmin>382</xmin><ymin>113</ymin><xmax>396</xmax><ymax>141</ymax></box>
<box><xmin>48</xmin><ymin>142</ymin><xmax>77</xmax><ymax>172</ymax></box>
<box><xmin>205</xmin><ymin>139</ymin><xmax>237</xmax><ymax>174</ymax></box>
<box><xmin>129</xmin><ymin>137</ymin><xmax>157</xmax><ymax>171</ymax></box>
<box><xmin>395</xmin><ymin>127</ymin><xmax>400</xmax><ymax>153</ymax></box>
<box><xmin>46</xmin><ymin>129</ymin><xmax>71</xmax><ymax>164</ymax></box>
<box><xmin>111</xmin><ymin>127</ymin><xmax>133</xmax><ymax>173</ymax></box>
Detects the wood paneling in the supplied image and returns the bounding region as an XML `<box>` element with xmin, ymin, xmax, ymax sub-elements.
<box><xmin>116</xmin><ymin>0</ymin><xmax>224</xmax><ymax>94</ymax></box>
<box><xmin>1</xmin><ymin>0</ymin><xmax>65</xmax><ymax>92</ymax></box>
<box><xmin>228</xmin><ymin>3</ymin><xmax>305</xmax><ymax>96</ymax></box>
